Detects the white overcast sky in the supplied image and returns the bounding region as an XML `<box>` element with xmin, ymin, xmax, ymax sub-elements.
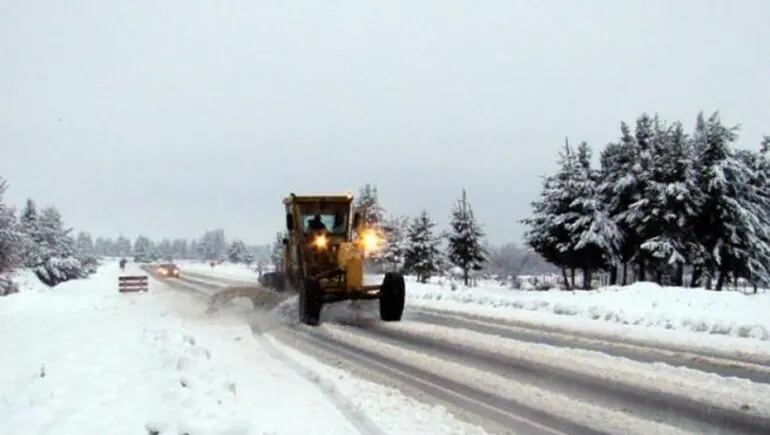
<box><xmin>1</xmin><ymin>0</ymin><xmax>768</xmax><ymax>245</ymax></box>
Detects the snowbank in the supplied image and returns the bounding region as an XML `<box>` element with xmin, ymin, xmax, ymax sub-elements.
<box><xmin>0</xmin><ymin>263</ymin><xmax>359</xmax><ymax>434</ymax></box>
<box><xmin>407</xmin><ymin>279</ymin><xmax>770</xmax><ymax>342</ymax></box>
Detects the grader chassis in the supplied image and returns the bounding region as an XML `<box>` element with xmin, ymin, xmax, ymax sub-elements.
<box><xmin>264</xmin><ymin>193</ymin><xmax>405</xmax><ymax>325</ymax></box>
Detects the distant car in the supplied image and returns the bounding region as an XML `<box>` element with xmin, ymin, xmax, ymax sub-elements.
<box><xmin>157</xmin><ymin>263</ymin><xmax>180</xmax><ymax>278</ymax></box>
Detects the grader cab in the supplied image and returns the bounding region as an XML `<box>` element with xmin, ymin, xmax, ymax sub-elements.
<box><xmin>273</xmin><ymin>193</ymin><xmax>405</xmax><ymax>325</ymax></box>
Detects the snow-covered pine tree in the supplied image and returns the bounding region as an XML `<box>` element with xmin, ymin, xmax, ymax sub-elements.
<box><xmin>133</xmin><ymin>236</ymin><xmax>154</xmax><ymax>262</ymax></box>
<box><xmin>199</xmin><ymin>229</ymin><xmax>226</xmax><ymax>261</ymax></box>
<box><xmin>733</xmin><ymin>149</ymin><xmax>770</xmax><ymax>289</ymax></box>
<box><xmin>18</xmin><ymin>199</ymin><xmax>42</xmax><ymax>267</ymax></box>
<box><xmin>354</xmin><ymin>184</ymin><xmax>385</xmax><ymax>226</ymax></box>
<box><xmin>172</xmin><ymin>239</ymin><xmax>188</xmax><ymax>259</ymax></box>
<box><xmin>621</xmin><ymin>114</ymin><xmax>657</xmax><ymax>281</ymax></box>
<box><xmin>75</xmin><ymin>232</ymin><xmax>94</xmax><ymax>258</ymax></box>
<box><xmin>447</xmin><ymin>190</ymin><xmax>487</xmax><ymax>286</ymax></box>
<box><xmin>33</xmin><ymin>207</ymin><xmax>84</xmax><ymax>286</ymax></box>
<box><xmin>75</xmin><ymin>231</ymin><xmax>98</xmax><ymax>274</ymax></box>
<box><xmin>228</xmin><ymin>239</ymin><xmax>250</xmax><ymax>263</ymax></box>
<box><xmin>636</xmin><ymin>121</ymin><xmax>703</xmax><ymax>285</ymax></box>
<box><xmin>565</xmin><ymin>142</ymin><xmax>621</xmax><ymax>289</ymax></box>
<box><xmin>403</xmin><ymin>211</ymin><xmax>442</xmax><ymax>283</ymax></box>
<box><xmin>523</xmin><ymin>140</ymin><xmax>582</xmax><ymax>289</ymax></box>
<box><xmin>381</xmin><ymin>216</ymin><xmax>408</xmax><ymax>272</ymax></box>
<box><xmin>761</xmin><ymin>135</ymin><xmax>770</xmax><ymax>154</ymax></box>
<box><xmin>691</xmin><ymin>112</ymin><xmax>770</xmax><ymax>290</ymax></box>
<box><xmin>157</xmin><ymin>239</ymin><xmax>173</xmax><ymax>261</ymax></box>
<box><xmin>189</xmin><ymin>239</ymin><xmax>201</xmax><ymax>260</ymax></box>
<box><xmin>597</xmin><ymin>122</ymin><xmax>643</xmax><ymax>284</ymax></box>
<box><xmin>115</xmin><ymin>236</ymin><xmax>132</xmax><ymax>258</ymax></box>
<box><xmin>0</xmin><ymin>177</ymin><xmax>24</xmax><ymax>278</ymax></box>
<box><xmin>93</xmin><ymin>237</ymin><xmax>106</xmax><ymax>257</ymax></box>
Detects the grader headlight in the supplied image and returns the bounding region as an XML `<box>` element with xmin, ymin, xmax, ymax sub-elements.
<box><xmin>360</xmin><ymin>229</ymin><xmax>383</xmax><ymax>254</ymax></box>
<box><xmin>312</xmin><ymin>233</ymin><xmax>328</xmax><ymax>250</ymax></box>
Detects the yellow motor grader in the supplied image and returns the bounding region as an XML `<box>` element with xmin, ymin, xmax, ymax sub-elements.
<box><xmin>263</xmin><ymin>193</ymin><xmax>405</xmax><ymax>325</ymax></box>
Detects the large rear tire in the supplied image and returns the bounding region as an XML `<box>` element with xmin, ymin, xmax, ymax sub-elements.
<box><xmin>299</xmin><ymin>278</ymin><xmax>322</xmax><ymax>325</ymax></box>
<box><xmin>380</xmin><ymin>272</ymin><xmax>405</xmax><ymax>321</ymax></box>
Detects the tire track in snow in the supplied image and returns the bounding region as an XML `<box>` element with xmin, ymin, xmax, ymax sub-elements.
<box><xmin>249</xmin><ymin>317</ymin><xmax>386</xmax><ymax>435</ymax></box>
<box><xmin>413</xmin><ymin>307</ymin><xmax>770</xmax><ymax>367</ymax></box>
<box><xmin>409</xmin><ymin>309</ymin><xmax>770</xmax><ymax>383</ymax></box>
<box><xmin>154</xmin><ymin>268</ymin><xmax>384</xmax><ymax>435</ymax></box>
<box><xmin>334</xmin><ymin>320</ymin><xmax>770</xmax><ymax>435</ymax></box>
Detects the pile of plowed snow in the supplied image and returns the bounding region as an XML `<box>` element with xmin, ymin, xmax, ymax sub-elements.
<box><xmin>408</xmin><ymin>279</ymin><xmax>770</xmax><ymax>342</ymax></box>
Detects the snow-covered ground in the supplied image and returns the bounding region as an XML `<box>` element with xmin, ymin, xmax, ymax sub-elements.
<box><xmin>173</xmin><ymin>261</ymin><xmax>770</xmax><ymax>351</ymax></box>
<box><xmin>0</xmin><ymin>262</ymin><xmax>484</xmax><ymax>435</ymax></box>
<box><xmin>177</xmin><ymin>260</ymin><xmax>260</xmax><ymax>282</ymax></box>
<box><xmin>407</xmin><ymin>277</ymin><xmax>770</xmax><ymax>354</ymax></box>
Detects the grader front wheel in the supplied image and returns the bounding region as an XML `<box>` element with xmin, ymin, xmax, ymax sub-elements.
<box><xmin>379</xmin><ymin>272</ymin><xmax>405</xmax><ymax>321</ymax></box>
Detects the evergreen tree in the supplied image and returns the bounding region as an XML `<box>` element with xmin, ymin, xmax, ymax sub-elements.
<box><xmin>115</xmin><ymin>236</ymin><xmax>132</xmax><ymax>257</ymax></box>
<box><xmin>691</xmin><ymin>112</ymin><xmax>751</xmax><ymax>289</ymax></box>
<box><xmin>228</xmin><ymin>239</ymin><xmax>250</xmax><ymax>263</ymax></box>
<box><xmin>32</xmin><ymin>207</ymin><xmax>84</xmax><ymax>286</ymax></box>
<box><xmin>75</xmin><ymin>232</ymin><xmax>94</xmax><ymax>258</ymax></box>
<box><xmin>94</xmin><ymin>237</ymin><xmax>106</xmax><ymax>257</ymax></box>
<box><xmin>133</xmin><ymin>235</ymin><xmax>154</xmax><ymax>262</ymax></box>
<box><xmin>566</xmin><ymin>142</ymin><xmax>621</xmax><ymax>289</ymax></box>
<box><xmin>403</xmin><ymin>211</ymin><xmax>442</xmax><ymax>283</ymax></box>
<box><xmin>199</xmin><ymin>229</ymin><xmax>226</xmax><ymax>261</ymax></box>
<box><xmin>172</xmin><ymin>238</ymin><xmax>188</xmax><ymax>259</ymax></box>
<box><xmin>0</xmin><ymin>177</ymin><xmax>24</xmax><ymax>275</ymax></box>
<box><xmin>75</xmin><ymin>231</ymin><xmax>98</xmax><ymax>274</ymax></box>
<box><xmin>190</xmin><ymin>239</ymin><xmax>201</xmax><ymax>260</ymax></box>
<box><xmin>598</xmin><ymin>123</ymin><xmax>642</xmax><ymax>284</ymax></box>
<box><xmin>354</xmin><ymin>184</ymin><xmax>385</xmax><ymax>226</ymax></box>
<box><xmin>523</xmin><ymin>141</ymin><xmax>582</xmax><ymax>288</ymax></box>
<box><xmin>637</xmin><ymin>121</ymin><xmax>703</xmax><ymax>285</ymax></box>
<box><xmin>447</xmin><ymin>190</ymin><xmax>487</xmax><ymax>286</ymax></box>
<box><xmin>19</xmin><ymin>199</ymin><xmax>41</xmax><ymax>267</ymax></box>
<box><xmin>157</xmin><ymin>238</ymin><xmax>173</xmax><ymax>261</ymax></box>
<box><xmin>381</xmin><ymin>216</ymin><xmax>408</xmax><ymax>271</ymax></box>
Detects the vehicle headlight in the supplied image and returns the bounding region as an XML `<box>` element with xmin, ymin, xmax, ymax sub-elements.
<box><xmin>360</xmin><ymin>229</ymin><xmax>382</xmax><ymax>254</ymax></box>
<box><xmin>312</xmin><ymin>233</ymin><xmax>328</xmax><ymax>250</ymax></box>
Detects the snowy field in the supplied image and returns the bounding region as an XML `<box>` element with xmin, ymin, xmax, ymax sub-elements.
<box><xmin>0</xmin><ymin>263</ymin><xmax>483</xmax><ymax>435</ymax></box>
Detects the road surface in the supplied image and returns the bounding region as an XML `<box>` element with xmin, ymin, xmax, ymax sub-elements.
<box><xmin>146</xmin><ymin>266</ymin><xmax>770</xmax><ymax>435</ymax></box>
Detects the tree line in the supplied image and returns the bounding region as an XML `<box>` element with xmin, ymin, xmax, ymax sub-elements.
<box><xmin>0</xmin><ymin>189</ymin><xmax>97</xmax><ymax>290</ymax></box>
<box><xmin>524</xmin><ymin>111</ymin><xmax>770</xmax><ymax>291</ymax></box>
<box><xmin>92</xmin><ymin>229</ymin><xmax>265</xmax><ymax>265</ymax></box>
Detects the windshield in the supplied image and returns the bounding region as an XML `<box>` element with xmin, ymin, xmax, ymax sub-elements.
<box><xmin>296</xmin><ymin>202</ymin><xmax>349</xmax><ymax>236</ymax></box>
<box><xmin>302</xmin><ymin>213</ymin><xmax>347</xmax><ymax>235</ymax></box>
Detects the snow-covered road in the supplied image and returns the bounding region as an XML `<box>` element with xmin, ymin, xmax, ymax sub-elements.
<box><xmin>5</xmin><ymin>262</ymin><xmax>770</xmax><ymax>434</ymax></box>
<box><xmin>155</xmin><ymin>265</ymin><xmax>770</xmax><ymax>435</ymax></box>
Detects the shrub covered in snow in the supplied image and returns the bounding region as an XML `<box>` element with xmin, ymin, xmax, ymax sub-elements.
<box><xmin>18</xmin><ymin>201</ymin><xmax>87</xmax><ymax>286</ymax></box>
<box><xmin>35</xmin><ymin>257</ymin><xmax>86</xmax><ymax>287</ymax></box>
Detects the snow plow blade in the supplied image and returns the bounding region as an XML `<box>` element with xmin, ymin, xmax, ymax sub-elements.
<box><xmin>206</xmin><ymin>285</ymin><xmax>290</xmax><ymax>313</ymax></box>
